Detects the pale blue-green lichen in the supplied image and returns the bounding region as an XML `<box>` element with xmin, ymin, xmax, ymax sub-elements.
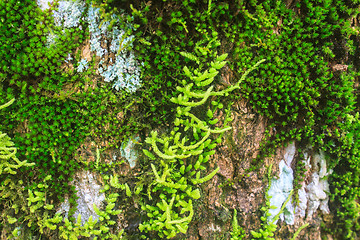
<box><xmin>40</xmin><ymin>0</ymin><xmax>142</xmax><ymax>93</ymax></box>
<box><xmin>120</xmin><ymin>136</ymin><xmax>140</xmax><ymax>168</ymax></box>
<box><xmin>267</xmin><ymin>142</ymin><xmax>296</xmax><ymax>225</ymax></box>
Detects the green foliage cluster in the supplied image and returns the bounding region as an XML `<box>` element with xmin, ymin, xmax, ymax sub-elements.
<box><xmin>88</xmin><ymin>0</ymin><xmax>237</xmax><ymax>127</ymax></box>
<box><xmin>1</xmin><ymin>97</ymin><xmax>126</xmax><ymax>238</ymax></box>
<box><xmin>2</xmin><ymin>171</ymin><xmax>126</xmax><ymax>239</ymax></box>
<box><xmin>0</xmin><ymin>98</ymin><xmax>52</xmax><ymax>238</ymax></box>
<box><xmin>0</xmin><ymin>99</ymin><xmax>34</xmax><ymax>175</ymax></box>
<box><xmin>55</xmin><ymin>174</ymin><xmax>126</xmax><ymax>240</ymax></box>
<box><xmin>1</xmin><ymin>0</ymin><xmax>360</xmax><ymax>239</ymax></box>
<box><xmin>230</xmin><ymin>209</ymin><xmax>246</xmax><ymax>240</ymax></box>
<box><xmin>131</xmin><ymin>0</ymin><xmax>359</xmax><ymax>236</ymax></box>
<box><xmin>0</xmin><ymin>84</ymin><xmax>129</xmax><ymax>201</ymax></box>
<box><xmin>1</xmin><ymin>173</ymin><xmax>58</xmax><ymax>238</ymax></box>
<box><xmin>93</xmin><ymin>7</ymin><xmax>360</xmax><ymax>238</ymax></box>
<box><xmin>0</xmin><ymin>3</ymin><xmax>145</xmax><ymax>238</ymax></box>
<box><xmin>138</xmin><ymin>39</ymin><xmax>263</xmax><ymax>238</ymax></box>
<box><xmin>222</xmin><ymin>0</ymin><xmax>359</xmax><ymax>166</ymax></box>
<box><xmin>327</xmin><ymin>113</ymin><xmax>360</xmax><ymax>239</ymax></box>
<box><xmin>0</xmin><ymin>0</ymin><xmax>85</xmax><ymax>202</ymax></box>
<box><xmin>0</xmin><ymin>0</ymin><xmax>85</xmax><ymax>87</ymax></box>
<box><xmin>215</xmin><ymin>1</ymin><xmax>360</xmax><ymax>238</ymax></box>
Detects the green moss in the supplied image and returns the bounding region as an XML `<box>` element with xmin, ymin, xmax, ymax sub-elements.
<box><xmin>1</xmin><ymin>0</ymin><xmax>360</xmax><ymax>238</ymax></box>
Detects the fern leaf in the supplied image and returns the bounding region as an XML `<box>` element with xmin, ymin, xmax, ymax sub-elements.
<box><xmin>180</xmin><ymin>52</ymin><xmax>200</xmax><ymax>64</ymax></box>
<box><xmin>143</xmin><ymin>149</ymin><xmax>156</xmax><ymax>160</ymax></box>
<box><xmin>216</xmin><ymin>53</ymin><xmax>228</xmax><ymax>62</ymax></box>
<box><xmin>183</xmin><ymin>66</ymin><xmax>192</xmax><ymax>78</ymax></box>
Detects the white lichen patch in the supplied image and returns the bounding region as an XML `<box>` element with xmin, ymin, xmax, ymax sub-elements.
<box><xmin>77</xmin><ymin>58</ymin><xmax>89</xmax><ymax>72</ymax></box>
<box><xmin>268</xmin><ymin>160</ymin><xmax>295</xmax><ymax>225</ymax></box>
<box><xmin>53</xmin><ymin>0</ymin><xmax>86</xmax><ymax>28</ymax></box>
<box><xmin>121</xmin><ymin>136</ymin><xmax>140</xmax><ymax>168</ymax></box>
<box><xmin>295</xmin><ymin>151</ymin><xmax>311</xmax><ymax>218</ymax></box>
<box><xmin>284</xmin><ymin>141</ymin><xmax>296</xmax><ymax>166</ymax></box>
<box><xmin>57</xmin><ymin>171</ymin><xmax>105</xmax><ymax>225</ymax></box>
<box><xmin>87</xmin><ymin>6</ymin><xmax>108</xmax><ymax>58</ymax></box>
<box><xmin>302</xmin><ymin>151</ymin><xmax>332</xmax><ymax>219</ymax></box>
<box><xmin>268</xmin><ymin>143</ymin><xmax>332</xmax><ymax>226</ymax></box>
<box><xmin>295</xmin><ymin>150</ymin><xmax>332</xmax><ymax>219</ymax></box>
<box><xmin>86</xmin><ymin>5</ymin><xmax>141</xmax><ymax>92</ymax></box>
<box><xmin>296</xmin><ymin>185</ymin><xmax>308</xmax><ymax>218</ymax></box>
<box><xmin>267</xmin><ymin>142</ymin><xmax>296</xmax><ymax>225</ymax></box>
<box><xmin>39</xmin><ymin>0</ymin><xmax>142</xmax><ymax>92</ymax></box>
<box><xmin>37</xmin><ymin>0</ymin><xmax>52</xmax><ymax>10</ymax></box>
